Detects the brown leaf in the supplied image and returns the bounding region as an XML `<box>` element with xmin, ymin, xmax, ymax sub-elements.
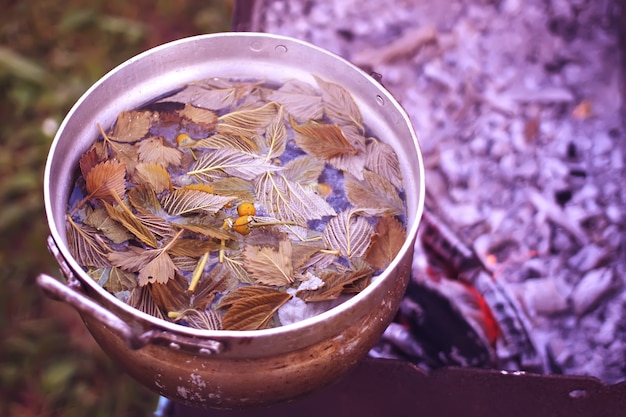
<box><xmin>190</xmin><ymin>133</ymin><xmax>259</xmax><ymax>154</ymax></box>
<box><xmin>179</xmin><ymin>103</ymin><xmax>218</xmax><ymax>129</ymax></box>
<box><xmin>104</xmin><ymin>200</ymin><xmax>158</xmax><ymax>248</ymax></box>
<box><xmin>365</xmin><ymin>139</ymin><xmax>403</xmax><ymax>190</ymax></box>
<box><xmin>281</xmin><ymin>155</ymin><xmax>325</xmax><ymax>184</ymax></box>
<box><xmin>322</xmin><ymin>210</ymin><xmax>375</xmax><ymax>258</ymax></box>
<box><xmin>159</xmin><ymin>78</ymin><xmax>258</xmax><ymax>110</ymax></box>
<box><xmin>66</xmin><ymin>216</ymin><xmax>111</xmax><ymax>268</ymax></box>
<box><xmin>187</xmin><ymin>148</ymin><xmax>280</xmax><ymax>182</ymax></box>
<box><xmin>84</xmin><ymin>207</ymin><xmax>132</xmax><ymax>244</ymax></box>
<box><xmin>297</xmin><ymin>264</ymin><xmax>373</xmax><ymax>302</ymax></box>
<box><xmin>110</xmin><ymin>110</ymin><xmax>153</xmax><ymax>143</ymax></box>
<box><xmin>365</xmin><ymin>215</ymin><xmax>407</xmax><ymax>270</ymax></box>
<box><xmin>313</xmin><ymin>75</ymin><xmax>363</xmax><ymax>128</ymax></box>
<box><xmin>216</xmin><ymin>101</ymin><xmax>281</xmax><ymax>138</ymax></box>
<box><xmin>218</xmin><ymin>286</ymin><xmax>292</xmax><ymax>330</ymax></box>
<box><xmin>243</xmin><ymin>240</ymin><xmax>294</xmax><ymax>286</ymax></box>
<box><xmin>172</xmin><ymin>308</ymin><xmax>222</xmax><ymax>330</ymax></box>
<box><xmin>85</xmin><ymin>160</ymin><xmax>126</xmax><ymax>202</ymax></box>
<box><xmin>168</xmin><ymin>238</ymin><xmax>222</xmax><ymax>257</ymax></box>
<box><xmin>103</xmin><ymin>267</ymin><xmax>137</xmax><ymax>293</ymax></box>
<box><xmin>161</xmin><ymin>188</ymin><xmax>236</xmax><ymax>216</ymax></box>
<box><xmin>137</xmin><ymin>136</ymin><xmax>183</xmax><ymax>167</ymax></box>
<box><xmin>266</xmin><ymin>79</ymin><xmax>324</xmax><ymax>121</ymax></box>
<box><xmin>255</xmin><ymin>172</ymin><xmax>336</xmax><ymax>226</ymax></box>
<box><xmin>344</xmin><ymin>170</ymin><xmax>405</xmax><ymax>216</ymax></box>
<box><xmin>127</xmin><ymin>286</ymin><xmax>165</xmax><ymax>320</ymax></box>
<box><xmin>291</xmin><ymin>119</ymin><xmax>357</xmax><ymax>160</ymax></box>
<box><xmin>150</xmin><ymin>273</ymin><xmax>190</xmax><ymax>313</ymax></box>
<box><xmin>79</xmin><ymin>147</ymin><xmax>101</xmax><ymax>178</ymax></box>
<box><xmin>134</xmin><ymin>162</ymin><xmax>172</xmax><ymax>194</ymax></box>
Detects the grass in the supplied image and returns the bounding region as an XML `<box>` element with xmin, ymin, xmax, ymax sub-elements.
<box><xmin>0</xmin><ymin>1</ymin><xmax>233</xmax><ymax>415</ymax></box>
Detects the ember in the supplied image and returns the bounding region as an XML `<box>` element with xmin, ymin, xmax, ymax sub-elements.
<box><xmin>251</xmin><ymin>0</ymin><xmax>626</xmax><ymax>383</ymax></box>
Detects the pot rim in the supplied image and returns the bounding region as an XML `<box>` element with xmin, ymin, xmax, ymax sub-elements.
<box><xmin>44</xmin><ymin>32</ymin><xmax>425</xmax><ymax>340</ymax></box>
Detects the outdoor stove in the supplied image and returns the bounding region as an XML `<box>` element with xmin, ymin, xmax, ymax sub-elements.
<box><xmin>146</xmin><ymin>0</ymin><xmax>626</xmax><ymax>415</ymax></box>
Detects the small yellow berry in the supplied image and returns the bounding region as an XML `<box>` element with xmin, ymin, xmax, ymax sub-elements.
<box><xmin>237</xmin><ymin>202</ymin><xmax>256</xmax><ymax>217</ymax></box>
<box><xmin>176</xmin><ymin>133</ymin><xmax>193</xmax><ymax>147</ymax></box>
<box><xmin>233</xmin><ymin>216</ymin><xmax>253</xmax><ymax>235</ymax></box>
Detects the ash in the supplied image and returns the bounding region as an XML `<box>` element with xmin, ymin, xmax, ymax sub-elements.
<box><xmin>252</xmin><ymin>0</ymin><xmax>625</xmax><ymax>383</ymax></box>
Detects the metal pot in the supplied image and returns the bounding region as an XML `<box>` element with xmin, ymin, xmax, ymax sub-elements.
<box><xmin>39</xmin><ymin>32</ymin><xmax>425</xmax><ymax>409</ymax></box>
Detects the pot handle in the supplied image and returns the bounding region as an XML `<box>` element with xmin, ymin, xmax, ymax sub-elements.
<box><xmin>40</xmin><ymin>237</ymin><xmax>225</xmax><ymax>354</ymax></box>
<box><xmin>37</xmin><ymin>273</ymin><xmax>150</xmax><ymax>349</ymax></box>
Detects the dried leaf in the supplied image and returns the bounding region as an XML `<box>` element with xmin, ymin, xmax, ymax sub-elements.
<box><xmin>255</xmin><ymin>172</ymin><xmax>336</xmax><ymax>226</ymax></box>
<box><xmin>84</xmin><ymin>207</ymin><xmax>132</xmax><ymax>243</ymax></box>
<box><xmin>173</xmin><ymin>308</ymin><xmax>221</xmax><ymax>330</ymax></box>
<box><xmin>365</xmin><ymin>215</ymin><xmax>407</xmax><ymax>270</ymax></box>
<box><xmin>104</xmin><ymin>267</ymin><xmax>138</xmax><ymax>293</ymax></box>
<box><xmin>174</xmin><ymin>220</ymin><xmax>234</xmax><ymax>240</ymax></box>
<box><xmin>191</xmin><ymin>263</ymin><xmax>237</xmax><ymax>310</ymax></box>
<box><xmin>104</xmin><ymin>200</ymin><xmax>158</xmax><ymax>248</ymax></box>
<box><xmin>328</xmin><ymin>124</ymin><xmax>368</xmax><ymax>178</ymax></box>
<box><xmin>216</xmin><ymin>101</ymin><xmax>280</xmax><ymax>138</ymax></box>
<box><xmin>85</xmin><ymin>160</ymin><xmax>126</xmax><ymax>202</ymax></box>
<box><xmin>168</xmin><ymin>238</ymin><xmax>221</xmax><ymax>257</ymax></box>
<box><xmin>79</xmin><ymin>147</ymin><xmax>101</xmax><ymax>178</ymax></box>
<box><xmin>313</xmin><ymin>75</ymin><xmax>363</xmax><ymax>128</ymax></box>
<box><xmin>141</xmin><ymin>250</ymin><xmax>176</xmax><ymax>286</ymax></box>
<box><xmin>191</xmin><ymin>133</ymin><xmax>258</xmax><ymax>154</ymax></box>
<box><xmin>110</xmin><ymin>110</ymin><xmax>153</xmax><ymax>143</ymax></box>
<box><xmin>127</xmin><ymin>286</ymin><xmax>165</xmax><ymax>320</ymax></box>
<box><xmin>187</xmin><ymin>148</ymin><xmax>280</xmax><ymax>182</ymax></box>
<box><xmin>365</xmin><ymin>139</ymin><xmax>403</xmax><ymax>190</ymax></box>
<box><xmin>178</xmin><ymin>103</ymin><xmax>218</xmax><ymax>129</ymax></box>
<box><xmin>128</xmin><ymin>183</ymin><xmax>166</xmax><ymax>216</ymax></box>
<box><xmin>243</xmin><ymin>240</ymin><xmax>294</xmax><ymax>286</ymax></box>
<box><xmin>150</xmin><ymin>273</ymin><xmax>189</xmax><ymax>312</ymax></box>
<box><xmin>281</xmin><ymin>155</ymin><xmax>325</xmax><ymax>184</ymax></box>
<box><xmin>159</xmin><ymin>79</ymin><xmax>257</xmax><ymax>110</ymax></box>
<box><xmin>266</xmin><ymin>79</ymin><xmax>324</xmax><ymax>121</ymax></box>
<box><xmin>208</xmin><ymin>177</ymin><xmax>256</xmax><ymax>202</ymax></box>
<box><xmin>344</xmin><ymin>170</ymin><xmax>405</xmax><ymax>216</ymax></box>
<box><xmin>66</xmin><ymin>216</ymin><xmax>111</xmax><ymax>268</ymax></box>
<box><xmin>137</xmin><ymin>137</ymin><xmax>183</xmax><ymax>167</ymax></box>
<box><xmin>297</xmin><ymin>264</ymin><xmax>373</xmax><ymax>302</ymax></box>
<box><xmin>291</xmin><ymin>119</ymin><xmax>358</xmax><ymax>160</ymax></box>
<box><xmin>322</xmin><ymin>210</ymin><xmax>375</xmax><ymax>258</ymax></box>
<box><xmin>135</xmin><ymin>162</ymin><xmax>172</xmax><ymax>194</ymax></box>
<box><xmin>218</xmin><ymin>286</ymin><xmax>292</xmax><ymax>330</ymax></box>
<box><xmin>161</xmin><ymin>188</ymin><xmax>236</xmax><ymax>216</ymax></box>
<box><xmin>257</xmin><ymin>109</ymin><xmax>287</xmax><ymax>160</ymax></box>
<box><xmin>109</xmin><ymin>142</ymin><xmax>139</xmax><ymax>174</ymax></box>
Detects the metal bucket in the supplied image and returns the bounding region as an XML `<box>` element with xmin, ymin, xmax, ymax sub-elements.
<box><xmin>39</xmin><ymin>32</ymin><xmax>425</xmax><ymax>409</ymax></box>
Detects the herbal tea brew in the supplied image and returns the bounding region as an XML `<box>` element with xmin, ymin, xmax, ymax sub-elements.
<box><xmin>66</xmin><ymin>75</ymin><xmax>407</xmax><ymax>331</ymax></box>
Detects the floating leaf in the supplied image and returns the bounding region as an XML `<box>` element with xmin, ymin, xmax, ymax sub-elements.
<box><xmin>191</xmin><ymin>133</ymin><xmax>258</xmax><ymax>154</ymax></box>
<box><xmin>313</xmin><ymin>75</ymin><xmax>363</xmax><ymax>129</ymax></box>
<box><xmin>137</xmin><ymin>136</ymin><xmax>183</xmax><ymax>167</ymax></box>
<box><xmin>79</xmin><ymin>147</ymin><xmax>101</xmax><ymax>178</ymax></box>
<box><xmin>178</xmin><ymin>103</ymin><xmax>218</xmax><ymax>129</ymax></box>
<box><xmin>297</xmin><ymin>263</ymin><xmax>373</xmax><ymax>302</ymax></box>
<box><xmin>365</xmin><ymin>139</ymin><xmax>403</xmax><ymax>190</ymax></box>
<box><xmin>161</xmin><ymin>188</ymin><xmax>236</xmax><ymax>216</ymax></box>
<box><xmin>255</xmin><ymin>172</ymin><xmax>336</xmax><ymax>226</ymax></box>
<box><xmin>66</xmin><ymin>216</ymin><xmax>111</xmax><ymax>268</ymax></box>
<box><xmin>209</xmin><ymin>177</ymin><xmax>256</xmax><ymax>202</ymax></box>
<box><xmin>281</xmin><ymin>155</ymin><xmax>325</xmax><ymax>184</ymax></box>
<box><xmin>172</xmin><ymin>309</ymin><xmax>222</xmax><ymax>330</ymax></box>
<box><xmin>168</xmin><ymin>238</ymin><xmax>221</xmax><ymax>257</ymax></box>
<box><xmin>216</xmin><ymin>101</ymin><xmax>280</xmax><ymax>138</ymax></box>
<box><xmin>291</xmin><ymin>119</ymin><xmax>357</xmax><ymax>160</ymax></box>
<box><xmin>128</xmin><ymin>286</ymin><xmax>165</xmax><ymax>320</ymax></box>
<box><xmin>344</xmin><ymin>170</ymin><xmax>404</xmax><ymax>216</ymax></box>
<box><xmin>159</xmin><ymin>79</ymin><xmax>258</xmax><ymax>110</ymax></box>
<box><xmin>135</xmin><ymin>162</ymin><xmax>172</xmax><ymax>194</ymax></box>
<box><xmin>150</xmin><ymin>273</ymin><xmax>190</xmax><ymax>313</ymax></box>
<box><xmin>243</xmin><ymin>240</ymin><xmax>294</xmax><ymax>286</ymax></box>
<box><xmin>104</xmin><ymin>198</ymin><xmax>158</xmax><ymax>248</ymax></box>
<box><xmin>84</xmin><ymin>207</ymin><xmax>132</xmax><ymax>243</ymax></box>
<box><xmin>266</xmin><ymin>79</ymin><xmax>324</xmax><ymax>121</ymax></box>
<box><xmin>328</xmin><ymin>124</ymin><xmax>368</xmax><ymax>178</ymax></box>
<box><xmin>218</xmin><ymin>286</ymin><xmax>292</xmax><ymax>330</ymax></box>
<box><xmin>104</xmin><ymin>267</ymin><xmax>138</xmax><ymax>293</ymax></box>
<box><xmin>187</xmin><ymin>148</ymin><xmax>280</xmax><ymax>182</ymax></box>
<box><xmin>257</xmin><ymin>108</ymin><xmax>287</xmax><ymax>160</ymax></box>
<box><xmin>85</xmin><ymin>160</ymin><xmax>126</xmax><ymax>202</ymax></box>
<box><xmin>365</xmin><ymin>215</ymin><xmax>407</xmax><ymax>270</ymax></box>
<box><xmin>110</xmin><ymin>110</ymin><xmax>153</xmax><ymax>143</ymax></box>
<box><xmin>322</xmin><ymin>210</ymin><xmax>375</xmax><ymax>258</ymax></box>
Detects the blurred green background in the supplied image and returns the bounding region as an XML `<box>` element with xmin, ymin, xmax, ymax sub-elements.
<box><xmin>0</xmin><ymin>1</ymin><xmax>233</xmax><ymax>416</ymax></box>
